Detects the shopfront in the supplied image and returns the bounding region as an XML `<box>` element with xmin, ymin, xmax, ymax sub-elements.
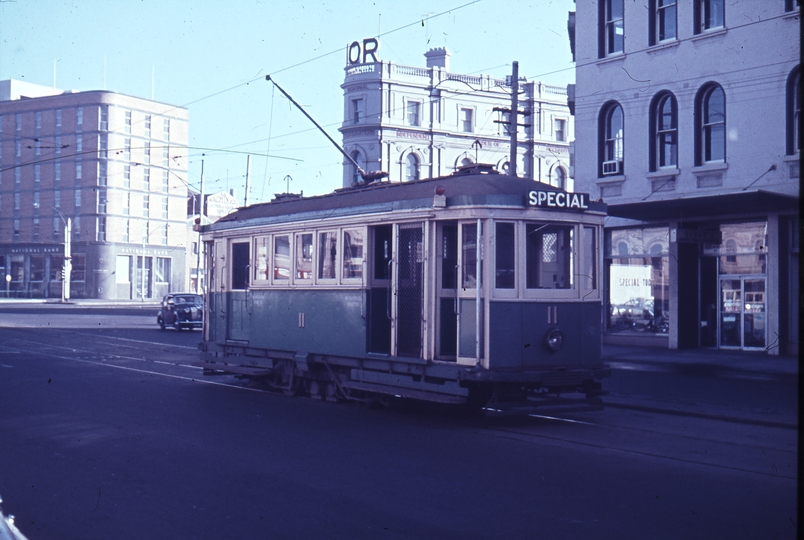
<box><xmin>605</xmin><ymin>192</ymin><xmax>798</xmax><ymax>355</ymax></box>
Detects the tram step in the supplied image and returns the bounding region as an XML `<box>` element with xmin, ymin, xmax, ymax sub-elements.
<box><xmin>340</xmin><ymin>380</ymin><xmax>467</xmax><ymax>404</ymax></box>
<box><xmin>193</xmin><ymin>361</ymin><xmax>273</xmax><ymax>377</ymax></box>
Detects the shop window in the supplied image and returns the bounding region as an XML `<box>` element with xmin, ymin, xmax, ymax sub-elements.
<box><xmin>606</xmin><ymin>227</ymin><xmax>670</xmax><ymax>335</ymax></box>
<box><xmin>49</xmin><ymin>255</ymin><xmax>64</xmax><ymax>281</ymax></box>
<box><xmin>116</xmin><ymin>256</ymin><xmax>132</xmax><ymax>284</ymax></box>
<box><xmin>71</xmin><ymin>254</ymin><xmax>86</xmax><ymax>282</ymax></box>
<box><xmin>29</xmin><ymin>255</ymin><xmax>44</xmax><ymax>282</ymax></box>
<box><xmin>155</xmin><ymin>257</ymin><xmax>171</xmax><ymax>284</ymax></box>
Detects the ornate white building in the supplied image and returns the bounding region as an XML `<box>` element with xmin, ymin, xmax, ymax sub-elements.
<box><xmin>339</xmin><ymin>47</ymin><xmax>573</xmax><ymax>188</ymax></box>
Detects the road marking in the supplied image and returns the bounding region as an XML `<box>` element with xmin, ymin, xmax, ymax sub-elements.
<box><xmin>527</xmin><ymin>414</ymin><xmax>595</xmax><ymax>425</ymax></box>
<box><xmin>69</xmin><ymin>331</ymin><xmax>199</xmax><ymax>351</ymax></box>
<box><xmin>0</xmin><ymin>342</ymin><xmax>268</xmax><ymax>394</ymax></box>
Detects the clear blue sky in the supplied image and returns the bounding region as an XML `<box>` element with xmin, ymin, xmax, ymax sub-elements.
<box><xmin>0</xmin><ymin>0</ymin><xmax>575</xmax><ymax>200</ymax></box>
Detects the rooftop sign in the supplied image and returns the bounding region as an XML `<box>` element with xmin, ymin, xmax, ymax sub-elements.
<box><xmin>529</xmin><ymin>190</ymin><xmax>590</xmax><ymax>210</ymax></box>
<box><xmin>347</xmin><ymin>38</ymin><xmax>380</xmax><ymax>65</ymax></box>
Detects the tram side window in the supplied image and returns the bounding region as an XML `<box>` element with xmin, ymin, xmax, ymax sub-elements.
<box><xmin>295</xmin><ymin>233</ymin><xmax>313</xmax><ymax>280</ymax></box>
<box><xmin>526</xmin><ymin>224</ymin><xmax>573</xmax><ymax>289</ymax></box>
<box><xmin>495</xmin><ymin>222</ymin><xmax>515</xmax><ymax>289</ymax></box>
<box><xmin>274</xmin><ymin>235</ymin><xmax>290</xmax><ymax>281</ymax></box>
<box><xmin>373</xmin><ymin>225</ymin><xmax>393</xmax><ymax>280</ymax></box>
<box><xmin>462</xmin><ymin>223</ymin><xmax>479</xmax><ymax>289</ymax></box>
<box><xmin>582</xmin><ymin>226</ymin><xmax>597</xmax><ymax>290</ymax></box>
<box><xmin>441</xmin><ymin>225</ymin><xmax>458</xmax><ymax>289</ymax></box>
<box><xmin>254</xmin><ymin>236</ymin><xmax>270</xmax><ymax>281</ymax></box>
<box><xmin>318</xmin><ymin>231</ymin><xmax>338</xmax><ymax>280</ymax></box>
<box><xmin>342</xmin><ymin>228</ymin><xmax>364</xmax><ymax>279</ymax></box>
<box><xmin>231</xmin><ymin>242</ymin><xmax>250</xmax><ymax>290</ymax></box>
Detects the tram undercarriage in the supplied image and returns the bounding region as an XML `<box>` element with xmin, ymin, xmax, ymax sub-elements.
<box><xmin>196</xmin><ymin>342</ymin><xmax>609</xmax><ymax>414</ymax></box>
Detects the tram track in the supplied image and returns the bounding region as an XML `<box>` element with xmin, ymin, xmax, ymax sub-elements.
<box><xmin>2</xmin><ymin>324</ymin><xmax>796</xmax><ymax>484</ymax></box>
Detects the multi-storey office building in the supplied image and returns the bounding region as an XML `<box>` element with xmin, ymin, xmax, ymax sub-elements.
<box><xmin>569</xmin><ymin>1</ymin><xmax>799</xmax><ymax>354</ymax></box>
<box><xmin>339</xmin><ymin>47</ymin><xmax>573</xmax><ymax>189</ymax></box>
<box><xmin>0</xmin><ymin>80</ymin><xmax>190</xmax><ymax>300</ymax></box>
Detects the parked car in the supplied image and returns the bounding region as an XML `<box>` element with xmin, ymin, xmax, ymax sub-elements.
<box><xmin>157</xmin><ymin>293</ymin><xmax>203</xmax><ymax>331</ymax></box>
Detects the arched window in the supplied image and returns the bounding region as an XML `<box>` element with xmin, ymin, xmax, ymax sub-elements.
<box><xmin>695</xmin><ymin>84</ymin><xmax>725</xmax><ymax>165</ymax></box>
<box><xmin>650</xmin><ymin>92</ymin><xmax>677</xmax><ymax>170</ymax></box>
<box><xmin>550</xmin><ymin>166</ymin><xmax>567</xmax><ymax>189</ymax></box>
<box><xmin>599</xmin><ymin>102</ymin><xmax>624</xmax><ymax>176</ymax></box>
<box><xmin>350</xmin><ymin>150</ymin><xmax>365</xmax><ymax>184</ymax></box>
<box><xmin>404</xmin><ymin>153</ymin><xmax>420</xmax><ymax>182</ymax></box>
<box><xmin>787</xmin><ymin>66</ymin><xmax>800</xmax><ymax>155</ymax></box>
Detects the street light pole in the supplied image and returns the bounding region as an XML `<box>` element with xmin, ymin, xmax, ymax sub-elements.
<box><xmin>54</xmin><ymin>207</ymin><xmax>72</xmax><ymax>303</ymax></box>
<box><xmin>62</xmin><ymin>217</ymin><xmax>72</xmax><ymax>302</ymax></box>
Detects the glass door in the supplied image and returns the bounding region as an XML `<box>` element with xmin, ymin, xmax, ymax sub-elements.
<box><xmin>719</xmin><ymin>277</ymin><xmax>766</xmax><ymax>350</ymax></box>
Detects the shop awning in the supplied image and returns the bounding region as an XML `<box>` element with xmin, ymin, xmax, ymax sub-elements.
<box><xmin>606</xmin><ymin>190</ymin><xmax>799</xmax><ymax>222</ymax></box>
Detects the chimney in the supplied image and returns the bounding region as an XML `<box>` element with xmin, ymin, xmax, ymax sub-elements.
<box><xmin>424</xmin><ymin>48</ymin><xmax>451</xmax><ymax>71</ymax></box>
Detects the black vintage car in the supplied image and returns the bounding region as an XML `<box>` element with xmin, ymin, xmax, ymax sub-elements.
<box><xmin>157</xmin><ymin>293</ymin><xmax>204</xmax><ymax>331</ymax></box>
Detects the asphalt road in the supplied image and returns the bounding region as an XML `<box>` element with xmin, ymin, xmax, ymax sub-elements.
<box><xmin>0</xmin><ymin>305</ymin><xmax>798</xmax><ymax>539</ymax></box>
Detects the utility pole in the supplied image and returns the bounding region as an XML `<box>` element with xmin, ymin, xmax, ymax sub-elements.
<box><xmin>196</xmin><ymin>159</ymin><xmax>204</xmax><ymax>294</ymax></box>
<box><xmin>493</xmin><ymin>61</ymin><xmax>530</xmax><ymax>177</ymax></box>
<box><xmin>244</xmin><ymin>155</ymin><xmax>251</xmax><ymax>206</ymax></box>
<box><xmin>509</xmin><ymin>61</ymin><xmax>519</xmax><ymax>177</ymax></box>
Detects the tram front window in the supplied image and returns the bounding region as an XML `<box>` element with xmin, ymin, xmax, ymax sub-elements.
<box><xmin>526</xmin><ymin>223</ymin><xmax>573</xmax><ymax>289</ymax></box>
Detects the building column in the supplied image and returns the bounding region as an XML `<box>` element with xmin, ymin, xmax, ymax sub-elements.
<box><xmin>766</xmin><ymin>214</ymin><xmax>780</xmax><ymax>356</ymax></box>
<box><xmin>668</xmin><ymin>221</ymin><xmax>680</xmax><ymax>350</ymax></box>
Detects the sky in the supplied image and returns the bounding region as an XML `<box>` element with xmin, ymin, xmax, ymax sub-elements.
<box><xmin>0</xmin><ymin>0</ymin><xmax>576</xmax><ymax>201</ymax></box>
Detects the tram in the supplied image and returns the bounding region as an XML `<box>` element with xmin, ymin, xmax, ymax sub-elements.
<box><xmin>196</xmin><ymin>167</ymin><xmax>610</xmax><ymax>412</ymax></box>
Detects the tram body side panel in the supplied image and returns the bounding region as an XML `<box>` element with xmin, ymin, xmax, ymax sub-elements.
<box><xmin>488</xmin><ymin>301</ymin><xmax>602</xmax><ymax>370</ymax></box>
<box><xmin>209</xmin><ymin>289</ymin><xmax>368</xmax><ymax>359</ymax></box>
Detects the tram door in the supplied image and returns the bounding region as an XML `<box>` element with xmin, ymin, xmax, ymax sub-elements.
<box><xmin>394</xmin><ymin>224</ymin><xmax>424</xmax><ymax>358</ymax></box>
<box><xmin>456</xmin><ymin>221</ymin><xmax>483</xmax><ymax>365</ymax></box>
<box><xmin>227</xmin><ymin>241</ymin><xmax>251</xmax><ymax>342</ymax></box>
<box><xmin>436</xmin><ymin>223</ymin><xmax>458</xmax><ymax>361</ymax></box>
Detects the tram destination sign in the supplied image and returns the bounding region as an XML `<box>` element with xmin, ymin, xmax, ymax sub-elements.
<box><xmin>528</xmin><ymin>190</ymin><xmax>590</xmax><ymax>210</ymax></box>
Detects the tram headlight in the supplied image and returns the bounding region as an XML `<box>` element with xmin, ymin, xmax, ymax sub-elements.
<box><xmin>545</xmin><ymin>329</ymin><xmax>564</xmax><ymax>352</ymax></box>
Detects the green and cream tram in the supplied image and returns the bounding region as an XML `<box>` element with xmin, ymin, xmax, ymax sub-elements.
<box><xmin>197</xmin><ymin>169</ymin><xmax>609</xmax><ymax>412</ymax></box>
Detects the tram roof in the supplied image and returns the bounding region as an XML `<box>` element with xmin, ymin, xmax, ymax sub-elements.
<box><xmin>205</xmin><ymin>172</ymin><xmax>606</xmax><ymax>231</ymax></box>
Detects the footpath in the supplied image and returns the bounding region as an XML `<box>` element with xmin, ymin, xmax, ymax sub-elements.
<box><xmin>603</xmin><ymin>343</ymin><xmax>799</xmax><ymax>381</ymax></box>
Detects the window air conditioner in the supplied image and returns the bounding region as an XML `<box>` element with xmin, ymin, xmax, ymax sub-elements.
<box><xmin>602</xmin><ymin>160</ymin><xmax>621</xmax><ymax>175</ymax></box>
